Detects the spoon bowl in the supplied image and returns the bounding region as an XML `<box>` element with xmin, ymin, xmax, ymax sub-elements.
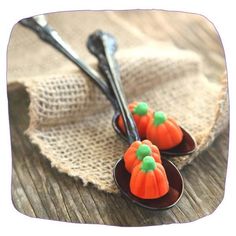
<box><xmin>112</xmin><ymin>112</ymin><xmax>197</xmax><ymax>156</ymax></box>
<box><xmin>114</xmin><ymin>158</ymin><xmax>183</xmax><ymax>210</ymax></box>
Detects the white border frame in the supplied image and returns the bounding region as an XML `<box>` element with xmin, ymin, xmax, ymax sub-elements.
<box><xmin>1</xmin><ymin>1</ymin><xmax>235</xmax><ymax>235</ymax></box>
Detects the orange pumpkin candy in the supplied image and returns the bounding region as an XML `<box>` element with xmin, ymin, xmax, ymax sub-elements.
<box><xmin>146</xmin><ymin>111</ymin><xmax>183</xmax><ymax>150</ymax></box>
<box><xmin>118</xmin><ymin>102</ymin><xmax>153</xmax><ymax>139</ymax></box>
<box><xmin>124</xmin><ymin>139</ymin><xmax>161</xmax><ymax>173</ymax></box>
<box><xmin>130</xmin><ymin>156</ymin><xmax>169</xmax><ymax>199</ymax></box>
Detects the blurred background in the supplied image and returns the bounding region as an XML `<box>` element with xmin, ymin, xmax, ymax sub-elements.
<box><xmin>8</xmin><ymin>10</ymin><xmax>226</xmax><ymax>84</ymax></box>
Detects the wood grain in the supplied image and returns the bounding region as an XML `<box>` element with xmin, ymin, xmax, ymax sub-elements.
<box><xmin>8</xmin><ymin>11</ymin><xmax>228</xmax><ymax>226</ymax></box>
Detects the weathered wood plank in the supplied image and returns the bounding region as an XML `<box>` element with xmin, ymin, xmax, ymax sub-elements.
<box><xmin>11</xmin><ymin>167</ymin><xmax>36</xmax><ymax>217</ymax></box>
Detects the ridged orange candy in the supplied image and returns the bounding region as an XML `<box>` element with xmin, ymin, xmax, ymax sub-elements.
<box><xmin>124</xmin><ymin>139</ymin><xmax>161</xmax><ymax>173</ymax></box>
<box><xmin>130</xmin><ymin>156</ymin><xmax>169</xmax><ymax>199</ymax></box>
<box><xmin>146</xmin><ymin>111</ymin><xmax>183</xmax><ymax>150</ymax></box>
<box><xmin>118</xmin><ymin>102</ymin><xmax>153</xmax><ymax>139</ymax></box>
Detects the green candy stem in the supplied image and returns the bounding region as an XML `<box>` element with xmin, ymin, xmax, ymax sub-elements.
<box><xmin>133</xmin><ymin>102</ymin><xmax>149</xmax><ymax>116</ymax></box>
<box><xmin>141</xmin><ymin>156</ymin><xmax>156</xmax><ymax>172</ymax></box>
<box><xmin>136</xmin><ymin>144</ymin><xmax>151</xmax><ymax>160</ymax></box>
<box><xmin>153</xmin><ymin>111</ymin><xmax>167</xmax><ymax>126</ymax></box>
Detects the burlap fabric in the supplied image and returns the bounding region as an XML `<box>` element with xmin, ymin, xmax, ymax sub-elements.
<box><xmin>8</xmin><ymin>12</ymin><xmax>228</xmax><ymax>193</ymax></box>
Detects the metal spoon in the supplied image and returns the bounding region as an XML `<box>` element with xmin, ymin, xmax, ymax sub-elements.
<box><xmin>87</xmin><ymin>30</ymin><xmax>196</xmax><ymax>157</ymax></box>
<box><xmin>89</xmin><ymin>30</ymin><xmax>184</xmax><ymax>210</ymax></box>
<box><xmin>21</xmin><ymin>16</ymin><xmax>196</xmax><ymax>156</ymax></box>
<box><xmin>21</xmin><ymin>17</ymin><xmax>184</xmax><ymax>209</ymax></box>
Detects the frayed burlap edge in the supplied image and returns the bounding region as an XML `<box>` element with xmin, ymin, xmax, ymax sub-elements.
<box><xmin>171</xmin><ymin>72</ymin><xmax>229</xmax><ymax>169</ymax></box>
<box><xmin>18</xmin><ymin>72</ymin><xmax>229</xmax><ymax>194</ymax></box>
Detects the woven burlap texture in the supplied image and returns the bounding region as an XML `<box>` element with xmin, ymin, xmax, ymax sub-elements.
<box><xmin>22</xmin><ymin>46</ymin><xmax>227</xmax><ymax>193</ymax></box>
<box><xmin>8</xmin><ymin>12</ymin><xmax>228</xmax><ymax>193</ymax></box>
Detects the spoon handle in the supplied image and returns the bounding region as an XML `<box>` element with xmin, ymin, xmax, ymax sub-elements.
<box><xmin>20</xmin><ymin>15</ymin><xmax>116</xmax><ymax>107</ymax></box>
<box><xmin>99</xmin><ymin>32</ymin><xmax>140</xmax><ymax>144</ymax></box>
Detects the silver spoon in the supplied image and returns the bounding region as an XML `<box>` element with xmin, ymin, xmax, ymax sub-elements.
<box><xmin>87</xmin><ymin>30</ymin><xmax>196</xmax><ymax>157</ymax></box>
<box><xmin>88</xmin><ymin>30</ymin><xmax>184</xmax><ymax>210</ymax></box>
<box><xmin>21</xmin><ymin>16</ymin><xmax>196</xmax><ymax>156</ymax></box>
<box><xmin>21</xmin><ymin>17</ymin><xmax>184</xmax><ymax>209</ymax></box>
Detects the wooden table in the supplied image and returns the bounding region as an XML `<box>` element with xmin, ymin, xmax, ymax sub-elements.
<box><xmin>8</xmin><ymin>11</ymin><xmax>228</xmax><ymax>226</ymax></box>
